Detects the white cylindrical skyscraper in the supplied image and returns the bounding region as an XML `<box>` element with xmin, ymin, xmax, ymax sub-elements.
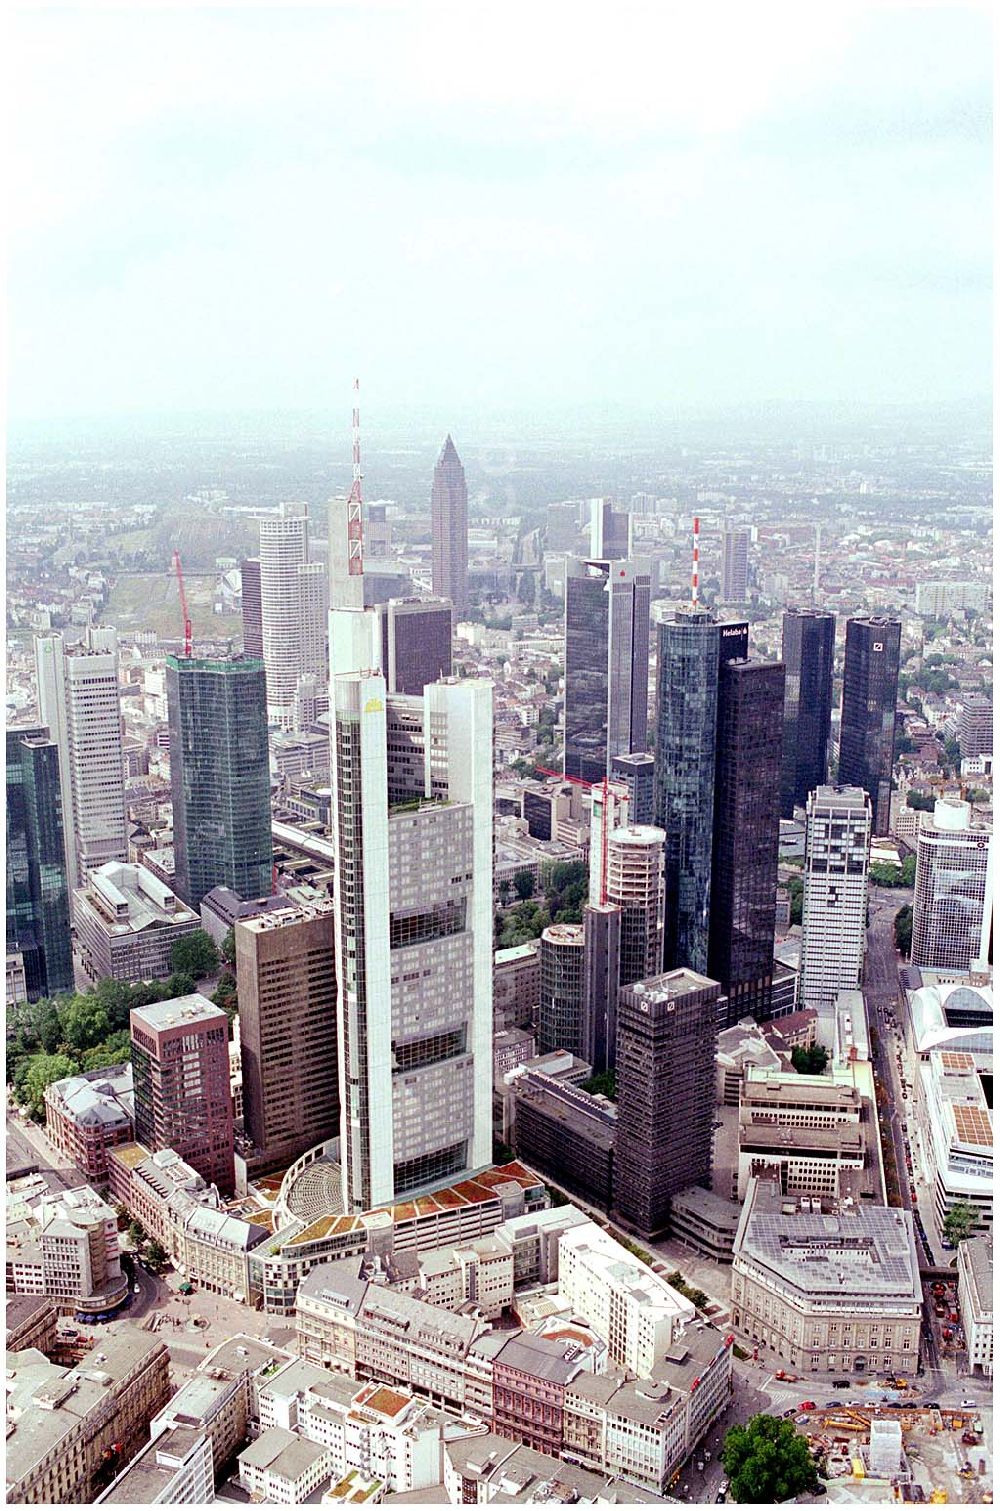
<box><xmin>911</xmin><ymin>800</ymin><xmax>992</xmax><ymax>974</ymax></box>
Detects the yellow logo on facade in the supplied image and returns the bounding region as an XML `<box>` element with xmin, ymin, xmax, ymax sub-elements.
<box><xmin>364</xmin><ymin>697</ymin><xmax>384</xmax><ymax>714</ymax></box>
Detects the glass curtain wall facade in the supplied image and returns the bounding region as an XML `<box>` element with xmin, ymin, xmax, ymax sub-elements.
<box><xmin>780</xmin><ymin>608</ymin><xmax>835</xmax><ymax>817</ymax></box>
<box><xmin>564</xmin><ymin>559</ymin><xmax>651</xmax><ymax>786</ymax></box>
<box><xmin>838</xmin><ymin>617</ymin><xmax>901</xmax><ymax>836</ymax></box>
<box><xmin>6</xmin><ymin>725</ymin><xmax>73</xmax><ymax>1000</ymax></box>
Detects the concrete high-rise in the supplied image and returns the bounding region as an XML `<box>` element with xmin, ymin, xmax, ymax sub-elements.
<box><xmin>329</xmin><ymin>670</ymin><xmax>493</xmax><ymax>1212</ymax></box>
<box><xmin>431</xmin><ymin>436</ymin><xmax>469</xmax><ymax>616</ymax></box>
<box><xmin>240</xmin><ymin>559</ymin><xmax>263</xmax><ymax>658</ymax></box>
<box><xmin>564</xmin><ymin>558</ymin><xmax>651</xmax><ymax>785</ymax></box>
<box><xmin>911</xmin><ymin>800</ymin><xmax>992</xmax><ymax>974</ymax></box>
<box><xmin>721</xmin><ymin>526</ymin><xmax>750</xmax><ymax>603</ymax></box>
<box><xmin>838</xmin><ymin>617</ymin><xmax>901</xmax><ymax>836</ymax></box>
<box><xmin>583</xmin><ymin>902</ymin><xmax>621</xmax><ymax>1073</ymax></box>
<box><xmin>380</xmin><ymin>598</ymin><xmax>453</xmax><ymax>695</ymax></box>
<box><xmin>235</xmin><ymin>898</ymin><xmax>340</xmax><ymax>1172</ymax></box>
<box><xmin>259</xmin><ymin>503</ymin><xmax>328</xmax><ymax>727</ymax></box>
<box><xmin>613</xmin><ymin>969</ymin><xmax>724</xmax><ymax>1240</ymax></box>
<box><xmin>36</xmin><ymin>627</ymin><xmax>128</xmax><ymax>892</ymax></box>
<box><xmin>538</xmin><ymin>924</ymin><xmax>587</xmax><ymax>1059</ymax></box>
<box><xmin>606</xmin><ymin>824</ymin><xmax>666</xmax><ymax>987</ymax></box>
<box><xmin>798</xmin><ymin>786</ymin><xmax>872</xmax><ymax>1010</ymax></box>
<box><xmin>958</xmin><ymin>695</ymin><xmax>993</xmax><ymax>761</ymax></box>
<box><xmin>708</xmin><ymin>657</ymin><xmax>785</xmax><ymax>1025</ymax></box>
<box><xmin>130</xmin><ymin>994</ymin><xmax>235</xmax><ymax>1194</ymax></box>
<box><xmin>166</xmin><ymin>654</ymin><xmax>273</xmax><ymax>911</ymax></box>
<box><xmin>611</xmin><ymin>752</ymin><xmax>656</xmax><ymax>826</ymax></box>
<box><xmin>6</xmin><ymin>725</ymin><xmax>74</xmax><ymax>1001</ymax></box>
<box><xmin>653</xmin><ymin>607</ymin><xmax>747</xmax><ymax>976</ymax></box>
<box><xmin>780</xmin><ymin>608</ymin><xmax>835</xmax><ymax>817</ymax></box>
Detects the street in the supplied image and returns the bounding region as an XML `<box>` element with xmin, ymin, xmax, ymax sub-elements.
<box><xmin>6</xmin><ymin>1109</ymin><xmax>83</xmax><ymax>1192</ymax></box>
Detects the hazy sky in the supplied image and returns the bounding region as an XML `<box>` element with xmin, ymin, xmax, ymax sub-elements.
<box><xmin>9</xmin><ymin>3</ymin><xmax>992</xmax><ymax>423</ymax></box>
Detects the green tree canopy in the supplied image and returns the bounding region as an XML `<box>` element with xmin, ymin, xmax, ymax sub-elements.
<box><xmin>58</xmin><ymin>995</ymin><xmax>112</xmax><ymax>1053</ymax></box>
<box><xmin>894</xmin><ymin>905</ymin><xmax>913</xmax><ymax>959</ymax></box>
<box><xmin>220</xmin><ymin>928</ymin><xmax>236</xmax><ymax>967</ymax></box>
<box><xmin>169</xmin><ymin>929</ymin><xmax>220</xmax><ymax>981</ymax></box>
<box><xmin>943</xmin><ymin>1202</ymin><xmax>978</xmax><ymax>1247</ymax></box>
<box><xmin>722</xmin><ymin>1414</ymin><xmax>819</xmax><ymax>1504</ymax></box>
<box><xmin>16</xmin><ymin>1053</ymin><xmax>80</xmax><ymax>1117</ymax></box>
<box><xmin>581</xmin><ymin>1069</ymin><xmax>616</xmax><ymax>1100</ymax></box>
<box><xmin>513</xmin><ymin>869</ymin><xmax>536</xmax><ymax>901</ymax></box>
<box><xmin>144</xmin><ymin>1239</ymin><xmax>168</xmax><ymax>1269</ymax></box>
<box><xmin>791</xmin><ymin>1043</ymin><xmax>829</xmax><ymax>1076</ymax></box>
<box><xmin>79</xmin><ymin>1031</ymin><xmax>133</xmax><ymax>1072</ymax></box>
<box><xmin>906</xmin><ymin>790</ymin><xmax>936</xmax><ymax>811</ymax></box>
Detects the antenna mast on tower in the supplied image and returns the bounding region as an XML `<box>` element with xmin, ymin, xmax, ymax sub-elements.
<box><xmin>691</xmin><ymin>516</ymin><xmax>700</xmax><ymax>605</ymax></box>
<box><xmin>347</xmin><ymin>377</ymin><xmax>364</xmax><ymax>577</ymax></box>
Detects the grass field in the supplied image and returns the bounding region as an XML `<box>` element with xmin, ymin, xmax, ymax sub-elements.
<box><xmin>104</xmin><ymin>572</ymin><xmax>239</xmax><ymax>642</ymax></box>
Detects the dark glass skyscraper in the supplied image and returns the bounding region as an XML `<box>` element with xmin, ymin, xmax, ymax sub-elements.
<box><xmin>6</xmin><ymin>725</ymin><xmax>74</xmax><ymax>1000</ymax></box>
<box><xmin>838</xmin><ymin>617</ymin><xmax>902</xmax><ymax>836</ymax></box>
<box><xmin>166</xmin><ymin>655</ymin><xmax>273</xmax><ymax>911</ymax></box>
<box><xmin>708</xmin><ymin>658</ymin><xmax>785</xmax><ymax>1024</ymax></box>
<box><xmin>653</xmin><ymin>606</ymin><xmax>747</xmax><ymax>975</ymax></box>
<box><xmin>431</xmin><ymin>435</ymin><xmax>468</xmax><ymax>615</ymax></box>
<box><xmin>780</xmin><ymin>608</ymin><xmax>835</xmax><ymax>817</ymax></box>
<box><xmin>564</xmin><ymin>558</ymin><xmax>650</xmax><ymax>785</ymax></box>
<box><xmin>380</xmin><ymin>597</ymin><xmax>452</xmax><ymax>695</ymax></box>
<box><xmin>240</xmin><ymin>558</ymin><xmax>263</xmax><ymax>658</ymax></box>
<box><xmin>611</xmin><ymin>751</ymin><xmax>656</xmax><ymax>826</ymax></box>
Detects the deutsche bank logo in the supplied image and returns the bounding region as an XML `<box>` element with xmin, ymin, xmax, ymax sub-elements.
<box><xmin>873</xmin><ymin>642</ymin><xmax>883</xmax><ymax>651</ymax></box>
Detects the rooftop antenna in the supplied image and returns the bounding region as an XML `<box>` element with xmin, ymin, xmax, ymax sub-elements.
<box><xmin>171</xmin><ymin>550</ymin><xmax>192</xmax><ymax>657</ymax></box>
<box><xmin>812</xmin><ymin>522</ymin><xmax>821</xmax><ymax>604</ymax></box>
<box><xmin>347</xmin><ymin>377</ymin><xmax>364</xmax><ymax>578</ymax></box>
<box><xmin>691</xmin><ymin>516</ymin><xmax>700</xmax><ymax>605</ymax></box>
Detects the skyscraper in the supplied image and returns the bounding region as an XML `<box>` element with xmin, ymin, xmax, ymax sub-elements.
<box><xmin>564</xmin><ymin>558</ymin><xmax>651</xmax><ymax>784</ymax></box>
<box><xmin>431</xmin><ymin>436</ymin><xmax>468</xmax><ymax>616</ymax></box>
<box><xmin>538</xmin><ymin>924</ymin><xmax>587</xmax><ymax>1058</ymax></box>
<box><xmin>330</xmin><ymin>671</ymin><xmax>493</xmax><ymax>1213</ymax></box>
<box><xmin>166</xmin><ymin>654</ymin><xmax>273</xmax><ymax>911</ymax></box>
<box><xmin>36</xmin><ymin>627</ymin><xmax>128</xmax><ymax>892</ymax></box>
<box><xmin>911</xmin><ymin>800</ymin><xmax>992</xmax><ymax>974</ymax></box>
<box><xmin>380</xmin><ymin>597</ymin><xmax>453</xmax><ymax>695</ymax></box>
<box><xmin>240</xmin><ymin>558</ymin><xmax>263</xmax><ymax>658</ymax></box>
<box><xmin>259</xmin><ymin>503</ymin><xmax>328</xmax><ymax>727</ymax></box>
<box><xmin>958</xmin><ymin>695</ymin><xmax>993</xmax><ymax>761</ymax></box>
<box><xmin>130</xmin><ymin>993</ymin><xmax>235</xmax><ymax>1195</ymax></box>
<box><xmin>653</xmin><ymin>607</ymin><xmax>746</xmax><ymax>975</ymax></box>
<box><xmin>613</xmin><ymin>968</ymin><xmax>724</xmax><ymax>1240</ymax></box>
<box><xmin>838</xmin><ymin>616</ymin><xmax>901</xmax><ymax>836</ymax></box>
<box><xmin>780</xmin><ymin>608</ymin><xmax>835</xmax><ymax>817</ymax></box>
<box><xmin>583</xmin><ymin>902</ymin><xmax>621</xmax><ymax>1073</ymax></box>
<box><xmin>235</xmin><ymin>898</ymin><xmax>340</xmax><ymax>1172</ymax></box>
<box><xmin>606</xmin><ymin>824</ymin><xmax>666</xmax><ymax>987</ymax></box>
<box><xmin>6</xmin><ymin>725</ymin><xmax>74</xmax><ymax>1001</ymax></box>
<box><xmin>611</xmin><ymin>751</ymin><xmax>656</xmax><ymax>826</ymax></box>
<box><xmin>721</xmin><ymin>526</ymin><xmax>750</xmax><ymax>603</ymax></box>
<box><xmin>708</xmin><ymin>657</ymin><xmax>785</xmax><ymax>1024</ymax></box>
<box><xmin>589</xmin><ymin>498</ymin><xmax>631</xmax><ymax>558</ymax></box>
<box><xmin>798</xmin><ymin>785</ymin><xmax>872</xmax><ymax>1010</ymax></box>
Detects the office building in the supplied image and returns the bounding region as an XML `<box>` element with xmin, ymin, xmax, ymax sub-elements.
<box><xmin>380</xmin><ymin>596</ymin><xmax>452</xmax><ymax>694</ymax></box>
<box><xmin>721</xmin><ymin>525</ymin><xmax>750</xmax><ymax>603</ymax></box>
<box><xmin>259</xmin><ymin>502</ymin><xmax>328</xmax><ymax>726</ymax></box>
<box><xmin>73</xmin><ymin>861</ymin><xmax>200</xmax><ymax>985</ymax></box>
<box><xmin>494</xmin><ymin>940</ymin><xmax>542</xmax><ymax>1032</ymax></box>
<box><xmin>708</xmin><ymin>657</ymin><xmax>785</xmax><ymax>1023</ymax></box>
<box><xmin>958</xmin><ymin>694</ymin><xmax>993</xmax><ymax>761</ymax></box>
<box><xmin>35</xmin><ymin>626</ymin><xmax>128</xmax><ymax>891</ymax></box>
<box><xmin>557</xmin><ymin>1222</ymin><xmax>694</xmax><ymax>1375</ymax></box>
<box><xmin>590</xmin><ymin>498</ymin><xmax>631</xmax><ymax>558</ymax></box>
<box><xmin>509</xmin><ymin>1071</ymin><xmax>616</xmax><ymax>1211</ymax></box>
<box><xmin>5</xmin><ymin>1330</ymin><xmax>172</xmax><ymax>1506</ymax></box>
<box><xmin>731</xmin><ymin>1176</ymin><xmax>922</xmax><ymax>1373</ymax></box>
<box><xmin>838</xmin><ymin>616</ymin><xmax>901</xmax><ymax>835</ymax></box>
<box><xmin>914</xmin><ymin>1048</ymin><xmax>992</xmax><ymax>1240</ymax></box>
<box><xmin>97</xmin><ymin>1425</ymin><xmax>214</xmax><ymax>1507</ymax></box>
<box><xmin>606</xmin><ymin>825</ymin><xmax>665</xmax><ymax>987</ymax></box>
<box><xmin>235</xmin><ymin>898</ymin><xmax>340</xmax><ymax>1172</ymax></box>
<box><xmin>166</xmin><ymin>653</ymin><xmax>273</xmax><ymax>911</ymax></box>
<box><xmin>956</xmin><ymin>1235</ymin><xmax>993</xmax><ymax>1377</ymax></box>
<box><xmin>43</xmin><ymin>1063</ymin><xmax>135</xmax><ymax>1183</ymax></box>
<box><xmin>365</xmin><ymin>500</ymin><xmax>391</xmax><ymax>557</ymax></box>
<box><xmin>736</xmin><ymin>1077</ymin><xmax>866</xmax><ymax>1201</ymax></box>
<box><xmin>911</xmin><ymin>800</ymin><xmax>992</xmax><ymax>973</ymax></box>
<box><xmin>798</xmin><ymin>786</ymin><xmax>872</xmax><ymax>1010</ymax></box>
<box><xmin>611</xmin><ymin>751</ymin><xmax>656</xmax><ymax>826</ymax></box>
<box><xmin>431</xmin><ymin>435</ymin><xmax>469</xmax><ymax>615</ymax></box>
<box><xmin>330</xmin><ymin>671</ymin><xmax>493</xmax><ymax>1212</ymax></box>
<box><xmin>6</xmin><ymin>724</ymin><xmax>73</xmax><ymax>1000</ymax></box>
<box><xmin>613</xmin><ymin>969</ymin><xmax>724</xmax><ymax>1239</ymax></box>
<box><xmin>564</xmin><ymin>557</ymin><xmax>651</xmax><ymax>784</ymax></box>
<box><xmin>537</xmin><ymin>923</ymin><xmax>587</xmax><ymax>1057</ymax></box>
<box><xmin>130</xmin><ymin>994</ymin><xmax>235</xmax><ymax>1195</ymax></box>
<box><xmin>584</xmin><ymin>901</ymin><xmax>621</xmax><ymax>1073</ymax></box>
<box><xmin>241</xmin><ymin>557</ymin><xmax>263</xmax><ymax>656</ymax></box>
<box><xmin>654</xmin><ymin>607</ymin><xmax>748</xmax><ymax>975</ymax></box>
<box><xmin>6</xmin><ymin>1183</ymin><xmax>130</xmax><ymax>1318</ymax></box>
<box><xmin>915</xmin><ymin>580</ymin><xmax>990</xmax><ymax>618</ymax></box>
<box><xmin>780</xmin><ymin>608</ymin><xmax>835</xmax><ymax>816</ymax></box>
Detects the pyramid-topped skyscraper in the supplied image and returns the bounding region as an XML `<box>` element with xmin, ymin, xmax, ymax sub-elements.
<box><xmin>431</xmin><ymin>434</ymin><xmax>468</xmax><ymax>615</ymax></box>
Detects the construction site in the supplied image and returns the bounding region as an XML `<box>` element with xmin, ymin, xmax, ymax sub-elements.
<box><xmin>793</xmin><ymin>1401</ymin><xmax>992</xmax><ymax>1505</ymax></box>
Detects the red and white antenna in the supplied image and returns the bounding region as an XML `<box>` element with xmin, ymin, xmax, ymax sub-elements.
<box><xmin>347</xmin><ymin>376</ymin><xmax>364</xmax><ymax>577</ymax></box>
<box><xmin>691</xmin><ymin>516</ymin><xmax>700</xmax><ymax>605</ymax></box>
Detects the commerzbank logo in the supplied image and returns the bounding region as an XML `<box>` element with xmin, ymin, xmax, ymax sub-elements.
<box><xmin>364</xmin><ymin>697</ymin><xmax>384</xmax><ymax>714</ymax></box>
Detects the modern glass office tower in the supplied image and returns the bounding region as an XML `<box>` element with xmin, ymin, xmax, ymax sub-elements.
<box><xmin>798</xmin><ymin>785</ymin><xmax>872</xmax><ymax>1010</ymax></box>
<box><xmin>431</xmin><ymin>435</ymin><xmax>469</xmax><ymax>616</ymax></box>
<box><xmin>838</xmin><ymin>616</ymin><xmax>901</xmax><ymax>836</ymax></box>
<box><xmin>780</xmin><ymin>608</ymin><xmax>835</xmax><ymax>817</ymax></box>
<box><xmin>330</xmin><ymin>669</ymin><xmax>494</xmax><ymax>1213</ymax></box>
<box><xmin>564</xmin><ymin>558</ymin><xmax>651</xmax><ymax>785</ymax></box>
<box><xmin>380</xmin><ymin>597</ymin><xmax>453</xmax><ymax>695</ymax></box>
<box><xmin>6</xmin><ymin>725</ymin><xmax>74</xmax><ymax>1000</ymax></box>
<box><xmin>611</xmin><ymin>751</ymin><xmax>656</xmax><ymax>826</ymax></box>
<box><xmin>708</xmin><ymin>657</ymin><xmax>785</xmax><ymax>1025</ymax></box>
<box><xmin>911</xmin><ymin>799</ymin><xmax>992</xmax><ymax>974</ymax></box>
<box><xmin>606</xmin><ymin>824</ymin><xmax>666</xmax><ymax>987</ymax></box>
<box><xmin>240</xmin><ymin>558</ymin><xmax>263</xmax><ymax>657</ymax></box>
<box><xmin>538</xmin><ymin>923</ymin><xmax>587</xmax><ymax>1057</ymax></box>
<box><xmin>721</xmin><ymin>525</ymin><xmax>750</xmax><ymax>603</ymax></box>
<box><xmin>653</xmin><ymin>606</ymin><xmax>747</xmax><ymax>975</ymax></box>
<box><xmin>258</xmin><ymin>502</ymin><xmax>328</xmax><ymax>728</ymax></box>
<box><xmin>166</xmin><ymin>654</ymin><xmax>273</xmax><ymax>911</ymax></box>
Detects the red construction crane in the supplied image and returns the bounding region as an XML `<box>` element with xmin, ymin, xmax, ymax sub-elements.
<box><xmin>171</xmin><ymin>550</ymin><xmax>192</xmax><ymax>657</ymax></box>
<box><xmin>533</xmin><ymin>765</ymin><xmax>616</xmax><ymax>905</ymax></box>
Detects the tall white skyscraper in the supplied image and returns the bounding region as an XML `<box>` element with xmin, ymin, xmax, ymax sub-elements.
<box><xmin>329</xmin><ymin>658</ymin><xmax>494</xmax><ymax>1213</ymax></box>
<box><xmin>259</xmin><ymin>502</ymin><xmax>328</xmax><ymax>727</ymax></box>
<box><xmin>799</xmin><ymin>785</ymin><xmax>872</xmax><ymax>1010</ymax></box>
<box><xmin>911</xmin><ymin>800</ymin><xmax>992</xmax><ymax>974</ymax></box>
<box><xmin>35</xmin><ymin>627</ymin><xmax>128</xmax><ymax>893</ymax></box>
<box><xmin>721</xmin><ymin>526</ymin><xmax>750</xmax><ymax>603</ymax></box>
<box><xmin>606</xmin><ymin>824</ymin><xmax>666</xmax><ymax>988</ymax></box>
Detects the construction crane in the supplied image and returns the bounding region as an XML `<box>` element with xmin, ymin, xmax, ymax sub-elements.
<box><xmin>171</xmin><ymin>550</ymin><xmax>192</xmax><ymax>657</ymax></box>
<box><xmin>533</xmin><ymin>765</ymin><xmax>621</xmax><ymax>906</ymax></box>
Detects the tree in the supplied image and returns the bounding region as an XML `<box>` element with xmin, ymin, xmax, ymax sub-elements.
<box><xmin>900</xmin><ymin>854</ymin><xmax>916</xmax><ymax>888</ymax></box>
<box><xmin>17</xmin><ymin>1053</ymin><xmax>79</xmax><ymax>1118</ymax></box>
<box><xmin>894</xmin><ymin>905</ymin><xmax>913</xmax><ymax>959</ymax></box>
<box><xmin>144</xmin><ymin>1239</ymin><xmax>168</xmax><ymax>1269</ymax></box>
<box><xmin>169</xmin><ymin>930</ymin><xmax>220</xmax><ymax>981</ymax></box>
<box><xmin>513</xmin><ymin>869</ymin><xmax>535</xmax><ymax>901</ymax></box>
<box><xmin>212</xmin><ymin>972</ymin><xmax>239</xmax><ymax>1027</ymax></box>
<box><xmin>127</xmin><ymin>1220</ymin><xmax>147</xmax><ymax>1247</ymax></box>
<box><xmin>80</xmin><ymin>1031</ymin><xmax>132</xmax><ymax>1072</ymax></box>
<box><xmin>581</xmin><ymin>1069</ymin><xmax>616</xmax><ymax>1100</ymax></box>
<box><xmin>786</xmin><ymin>876</ymin><xmax>803</xmax><ymax>926</ymax></box>
<box><xmin>58</xmin><ymin>994</ymin><xmax>112</xmax><ymax>1053</ymax></box>
<box><xmin>943</xmin><ymin>1203</ymin><xmax>977</xmax><ymax>1247</ymax></box>
<box><xmin>791</xmin><ymin>1043</ymin><xmax>829</xmax><ymax>1076</ymax></box>
<box><xmin>722</xmin><ymin>1414</ymin><xmax>819</xmax><ymax>1504</ymax></box>
<box><xmin>907</xmin><ymin>790</ymin><xmax>936</xmax><ymax>812</ymax></box>
<box><xmin>220</xmin><ymin>928</ymin><xmax>236</xmax><ymax>967</ymax></box>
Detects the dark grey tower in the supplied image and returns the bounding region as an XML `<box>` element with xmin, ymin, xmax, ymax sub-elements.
<box><xmin>611</xmin><ymin>751</ymin><xmax>656</xmax><ymax>827</ymax></box>
<box><xmin>564</xmin><ymin>558</ymin><xmax>651</xmax><ymax>785</ymax></box>
<box><xmin>838</xmin><ymin>616</ymin><xmax>901</xmax><ymax>836</ymax></box>
<box><xmin>780</xmin><ymin>608</ymin><xmax>835</xmax><ymax>817</ymax></box>
<box><xmin>380</xmin><ymin>597</ymin><xmax>452</xmax><ymax>695</ymax></box>
<box><xmin>240</xmin><ymin>559</ymin><xmax>263</xmax><ymax>658</ymax></box>
<box><xmin>431</xmin><ymin>436</ymin><xmax>469</xmax><ymax>616</ymax></box>
<box><xmin>6</xmin><ymin>725</ymin><xmax>74</xmax><ymax>1001</ymax></box>
<box><xmin>584</xmin><ymin>902</ymin><xmax>621</xmax><ymax>1073</ymax></box>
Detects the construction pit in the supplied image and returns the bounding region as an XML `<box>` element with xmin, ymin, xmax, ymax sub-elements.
<box><xmin>793</xmin><ymin>1404</ymin><xmax>992</xmax><ymax>1505</ymax></box>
